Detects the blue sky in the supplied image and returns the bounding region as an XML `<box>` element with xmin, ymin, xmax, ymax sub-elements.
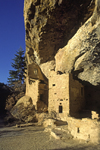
<box><xmin>0</xmin><ymin>0</ymin><xmax>25</xmax><ymax>84</ymax></box>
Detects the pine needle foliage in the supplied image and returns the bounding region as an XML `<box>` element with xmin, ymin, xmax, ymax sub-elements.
<box><xmin>8</xmin><ymin>47</ymin><xmax>26</xmax><ymax>88</ymax></box>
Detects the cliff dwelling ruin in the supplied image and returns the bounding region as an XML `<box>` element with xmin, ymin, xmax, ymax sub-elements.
<box><xmin>24</xmin><ymin>58</ymin><xmax>100</xmax><ymax>143</ymax></box>
<box><xmin>23</xmin><ymin>0</ymin><xmax>100</xmax><ymax>144</ymax></box>
<box><xmin>49</xmin><ymin>71</ymin><xmax>85</xmax><ymax>120</ymax></box>
<box><xmin>26</xmin><ymin>62</ymin><xmax>48</xmax><ymax>111</ymax></box>
<box><xmin>25</xmin><ymin>61</ymin><xmax>85</xmax><ymax>120</ymax></box>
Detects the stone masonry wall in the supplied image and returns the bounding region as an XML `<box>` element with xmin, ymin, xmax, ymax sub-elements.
<box><xmin>39</xmin><ymin>82</ymin><xmax>48</xmax><ymax>105</ymax></box>
<box><xmin>67</xmin><ymin>116</ymin><xmax>100</xmax><ymax>143</ymax></box>
<box><xmin>69</xmin><ymin>74</ymin><xmax>85</xmax><ymax>116</ymax></box>
<box><xmin>26</xmin><ymin>77</ymin><xmax>39</xmax><ymax>107</ymax></box>
<box><xmin>48</xmin><ymin>72</ymin><xmax>85</xmax><ymax>120</ymax></box>
<box><xmin>49</xmin><ymin>71</ymin><xmax>70</xmax><ymax>121</ymax></box>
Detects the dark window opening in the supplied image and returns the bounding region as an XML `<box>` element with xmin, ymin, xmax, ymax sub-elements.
<box><xmin>59</xmin><ymin>105</ymin><xmax>63</xmax><ymax>113</ymax></box>
<box><xmin>40</xmin><ymin>80</ymin><xmax>45</xmax><ymax>84</ymax></box>
<box><xmin>52</xmin><ymin>84</ymin><xmax>55</xmax><ymax>86</ymax></box>
<box><xmin>77</xmin><ymin>127</ymin><xmax>80</xmax><ymax>133</ymax></box>
<box><xmin>40</xmin><ymin>94</ymin><xmax>43</xmax><ymax>101</ymax></box>
<box><xmin>60</xmin><ymin>99</ymin><xmax>63</xmax><ymax>101</ymax></box>
<box><xmin>81</xmin><ymin>87</ymin><xmax>84</xmax><ymax>96</ymax></box>
<box><xmin>57</xmin><ymin>71</ymin><xmax>63</xmax><ymax>75</ymax></box>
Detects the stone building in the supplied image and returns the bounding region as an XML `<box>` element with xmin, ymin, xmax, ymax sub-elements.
<box><xmin>48</xmin><ymin>71</ymin><xmax>85</xmax><ymax>121</ymax></box>
<box><xmin>26</xmin><ymin>62</ymin><xmax>85</xmax><ymax>118</ymax></box>
<box><xmin>25</xmin><ymin>63</ymin><xmax>100</xmax><ymax>143</ymax></box>
<box><xmin>26</xmin><ymin>63</ymin><xmax>48</xmax><ymax>111</ymax></box>
<box><xmin>48</xmin><ymin>71</ymin><xmax>100</xmax><ymax>143</ymax></box>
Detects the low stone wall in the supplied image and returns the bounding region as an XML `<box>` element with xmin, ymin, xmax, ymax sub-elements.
<box><xmin>26</xmin><ymin>77</ymin><xmax>39</xmax><ymax>106</ymax></box>
<box><xmin>67</xmin><ymin>116</ymin><xmax>100</xmax><ymax>143</ymax></box>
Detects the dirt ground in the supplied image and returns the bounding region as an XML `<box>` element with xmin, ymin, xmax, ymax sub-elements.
<box><xmin>0</xmin><ymin>125</ymin><xmax>100</xmax><ymax>150</ymax></box>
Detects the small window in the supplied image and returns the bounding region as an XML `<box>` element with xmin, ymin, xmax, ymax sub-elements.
<box><xmin>77</xmin><ymin>127</ymin><xmax>80</xmax><ymax>133</ymax></box>
<box><xmin>57</xmin><ymin>71</ymin><xmax>63</xmax><ymax>75</ymax></box>
<box><xmin>59</xmin><ymin>105</ymin><xmax>63</xmax><ymax>113</ymax></box>
<box><xmin>52</xmin><ymin>84</ymin><xmax>55</xmax><ymax>86</ymax></box>
<box><xmin>34</xmin><ymin>68</ymin><xmax>38</xmax><ymax>75</ymax></box>
<box><xmin>60</xmin><ymin>99</ymin><xmax>63</xmax><ymax>101</ymax></box>
<box><xmin>81</xmin><ymin>87</ymin><xmax>84</xmax><ymax>96</ymax></box>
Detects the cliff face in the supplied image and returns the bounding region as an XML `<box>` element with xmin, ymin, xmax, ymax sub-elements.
<box><xmin>54</xmin><ymin>0</ymin><xmax>100</xmax><ymax>86</ymax></box>
<box><xmin>24</xmin><ymin>0</ymin><xmax>100</xmax><ymax>87</ymax></box>
<box><xmin>24</xmin><ymin>0</ymin><xmax>94</xmax><ymax>65</ymax></box>
<box><xmin>55</xmin><ymin>17</ymin><xmax>100</xmax><ymax>86</ymax></box>
<box><xmin>24</xmin><ymin>0</ymin><xmax>100</xmax><ymax>111</ymax></box>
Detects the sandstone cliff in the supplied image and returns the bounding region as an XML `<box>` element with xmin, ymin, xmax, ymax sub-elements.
<box><xmin>55</xmin><ymin>17</ymin><xmax>100</xmax><ymax>86</ymax></box>
<box><xmin>8</xmin><ymin>0</ymin><xmax>100</xmax><ymax>143</ymax></box>
<box><xmin>24</xmin><ymin>0</ymin><xmax>100</xmax><ymax>86</ymax></box>
<box><xmin>23</xmin><ymin>0</ymin><xmax>100</xmax><ymax>115</ymax></box>
<box><xmin>24</xmin><ymin>0</ymin><xmax>94</xmax><ymax>65</ymax></box>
